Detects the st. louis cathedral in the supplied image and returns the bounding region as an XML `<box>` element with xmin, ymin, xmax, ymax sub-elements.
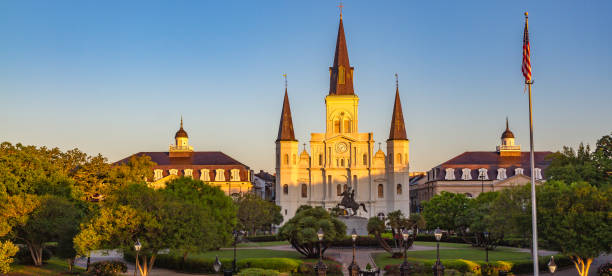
<box><xmin>275</xmin><ymin>15</ymin><xmax>410</xmax><ymax>223</ymax></box>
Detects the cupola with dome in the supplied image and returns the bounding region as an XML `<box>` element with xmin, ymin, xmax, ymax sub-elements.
<box><xmin>497</xmin><ymin>117</ymin><xmax>521</xmax><ymax>156</ymax></box>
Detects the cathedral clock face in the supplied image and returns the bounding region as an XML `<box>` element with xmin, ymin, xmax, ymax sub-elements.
<box><xmin>336</xmin><ymin>142</ymin><xmax>348</xmax><ymax>153</ymax></box>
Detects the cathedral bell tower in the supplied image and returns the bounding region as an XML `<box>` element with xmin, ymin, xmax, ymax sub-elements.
<box><xmin>386</xmin><ymin>75</ymin><xmax>410</xmax><ymax>215</ymax></box>
<box><xmin>275</xmin><ymin>86</ymin><xmax>299</xmax><ymax>218</ymax></box>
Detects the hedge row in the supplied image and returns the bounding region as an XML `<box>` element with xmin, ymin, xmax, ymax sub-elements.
<box><xmin>124</xmin><ymin>252</ymin><xmax>302</xmax><ymax>273</ymax></box>
<box><xmin>382</xmin><ymin>255</ymin><xmax>572</xmax><ymax>275</ymax></box>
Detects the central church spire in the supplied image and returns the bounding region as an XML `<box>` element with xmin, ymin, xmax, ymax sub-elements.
<box><xmin>329</xmin><ymin>15</ymin><xmax>354</xmax><ymax>95</ymax></box>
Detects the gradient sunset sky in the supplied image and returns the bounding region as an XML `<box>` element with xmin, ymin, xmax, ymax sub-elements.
<box><xmin>1</xmin><ymin>0</ymin><xmax>610</xmax><ymax>173</ymax></box>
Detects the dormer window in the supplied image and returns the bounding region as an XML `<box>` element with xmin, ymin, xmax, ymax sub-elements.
<box><xmin>534</xmin><ymin>168</ymin><xmax>543</xmax><ymax>180</ymax></box>
<box><xmin>478</xmin><ymin>168</ymin><xmax>488</xmax><ymax>180</ymax></box>
<box><xmin>230</xmin><ymin>169</ymin><xmax>241</xmax><ymax>181</ymax></box>
<box><xmin>497</xmin><ymin>168</ymin><xmax>507</xmax><ymax>180</ymax></box>
<box><xmin>184</xmin><ymin>169</ymin><xmax>193</xmax><ymax>178</ymax></box>
<box><xmin>154</xmin><ymin>169</ymin><xmax>163</xmax><ymax>181</ymax></box>
<box><xmin>445</xmin><ymin>168</ymin><xmax>455</xmax><ymax>180</ymax></box>
<box><xmin>215</xmin><ymin>169</ymin><xmax>225</xmax><ymax>181</ymax></box>
<box><xmin>461</xmin><ymin>168</ymin><xmax>472</xmax><ymax>180</ymax></box>
<box><xmin>515</xmin><ymin>168</ymin><xmax>524</xmax><ymax>175</ymax></box>
<box><xmin>169</xmin><ymin>169</ymin><xmax>178</xmax><ymax>176</ymax></box>
<box><xmin>200</xmin><ymin>169</ymin><xmax>210</xmax><ymax>181</ymax></box>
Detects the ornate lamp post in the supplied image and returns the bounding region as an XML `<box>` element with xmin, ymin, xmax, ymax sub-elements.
<box><xmin>399</xmin><ymin>228</ymin><xmax>413</xmax><ymax>276</ymax></box>
<box><xmin>433</xmin><ymin>228</ymin><xmax>444</xmax><ymax>276</ymax></box>
<box><xmin>548</xmin><ymin>256</ymin><xmax>557</xmax><ymax>275</ymax></box>
<box><xmin>315</xmin><ymin>228</ymin><xmax>327</xmax><ymax>276</ymax></box>
<box><xmin>483</xmin><ymin>231</ymin><xmax>490</xmax><ymax>263</ymax></box>
<box><xmin>348</xmin><ymin>228</ymin><xmax>360</xmax><ymax>276</ymax></box>
<box><xmin>133</xmin><ymin>239</ymin><xmax>141</xmax><ymax>276</ymax></box>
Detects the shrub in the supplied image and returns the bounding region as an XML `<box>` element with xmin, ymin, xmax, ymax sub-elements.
<box><xmin>598</xmin><ymin>261</ymin><xmax>612</xmax><ymax>276</ymax></box>
<box><xmin>383</xmin><ymin>263</ymin><xmax>424</xmax><ymax>275</ymax></box>
<box><xmin>91</xmin><ymin>261</ymin><xmax>128</xmax><ymax>276</ymax></box>
<box><xmin>238</xmin><ymin>268</ymin><xmax>280</xmax><ymax>276</ymax></box>
<box><xmin>238</xmin><ymin>258</ymin><xmax>302</xmax><ymax>272</ymax></box>
<box><xmin>295</xmin><ymin>262</ymin><xmax>343</xmax><ymax>276</ymax></box>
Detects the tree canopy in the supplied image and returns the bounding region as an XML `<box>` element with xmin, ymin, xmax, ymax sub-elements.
<box><xmin>234</xmin><ymin>192</ymin><xmax>282</xmax><ymax>235</ymax></box>
<box><xmin>278</xmin><ymin>205</ymin><xmax>346</xmax><ymax>258</ymax></box>
<box><xmin>422</xmin><ymin>191</ymin><xmax>471</xmax><ymax>233</ymax></box>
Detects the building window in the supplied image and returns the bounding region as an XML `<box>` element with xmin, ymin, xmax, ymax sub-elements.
<box><xmin>397</xmin><ymin>153</ymin><xmax>402</xmax><ymax>164</ymax></box>
<box><xmin>363</xmin><ymin>154</ymin><xmax>367</xmax><ymax>165</ymax></box>
<box><xmin>230</xmin><ymin>169</ymin><xmax>240</xmax><ymax>181</ymax></box>
<box><xmin>338</xmin><ymin>65</ymin><xmax>345</xmax><ymax>84</ymax></box>
<box><xmin>515</xmin><ymin>168</ymin><xmax>524</xmax><ymax>175</ymax></box>
<box><xmin>154</xmin><ymin>169</ymin><xmax>163</xmax><ymax>181</ymax></box>
<box><xmin>341</xmin><ymin>159</ymin><xmax>345</xmax><ymax>167</ymax></box>
<box><xmin>328</xmin><ymin>175</ymin><xmax>332</xmax><ymax>185</ymax></box>
<box><xmin>200</xmin><ymin>169</ymin><xmax>210</xmax><ymax>181</ymax></box>
<box><xmin>318</xmin><ymin>154</ymin><xmax>323</xmax><ymax>166</ymax></box>
<box><xmin>478</xmin><ymin>168</ymin><xmax>488</xmax><ymax>180</ymax></box>
<box><xmin>534</xmin><ymin>168</ymin><xmax>543</xmax><ymax>180</ymax></box>
<box><xmin>397</xmin><ymin>184</ymin><xmax>402</xmax><ymax>195</ymax></box>
<box><xmin>184</xmin><ymin>169</ymin><xmax>193</xmax><ymax>178</ymax></box>
<box><xmin>283</xmin><ymin>184</ymin><xmax>288</xmax><ymax>195</ymax></box>
<box><xmin>336</xmin><ymin>159</ymin><xmax>339</xmax><ymax>167</ymax></box>
<box><xmin>169</xmin><ymin>169</ymin><xmax>178</xmax><ymax>176</ymax></box>
<box><xmin>215</xmin><ymin>169</ymin><xmax>225</xmax><ymax>181</ymax></box>
<box><xmin>343</xmin><ymin>184</ymin><xmax>348</xmax><ymax>192</ymax></box>
<box><xmin>445</xmin><ymin>168</ymin><xmax>455</xmax><ymax>180</ymax></box>
<box><xmin>337</xmin><ymin>184</ymin><xmax>342</xmax><ymax>196</ymax></box>
<box><xmin>461</xmin><ymin>168</ymin><xmax>472</xmax><ymax>180</ymax></box>
<box><xmin>284</xmin><ymin>154</ymin><xmax>289</xmax><ymax>165</ymax></box>
<box><xmin>378</xmin><ymin>184</ymin><xmax>384</xmax><ymax>198</ymax></box>
<box><xmin>343</xmin><ymin>120</ymin><xmax>351</xmax><ymax>133</ymax></box>
<box><xmin>497</xmin><ymin>168</ymin><xmax>507</xmax><ymax>180</ymax></box>
<box><xmin>301</xmin><ymin>184</ymin><xmax>307</xmax><ymax>198</ymax></box>
<box><xmin>293</xmin><ymin>154</ymin><xmax>297</xmax><ymax>165</ymax></box>
<box><xmin>334</xmin><ymin>120</ymin><xmax>340</xmax><ymax>133</ymax></box>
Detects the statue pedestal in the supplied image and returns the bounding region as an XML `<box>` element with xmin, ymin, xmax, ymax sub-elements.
<box><xmin>337</xmin><ymin>216</ymin><xmax>369</xmax><ymax>236</ymax></box>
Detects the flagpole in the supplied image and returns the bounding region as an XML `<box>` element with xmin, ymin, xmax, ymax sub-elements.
<box><xmin>528</xmin><ymin>79</ymin><xmax>539</xmax><ymax>275</ymax></box>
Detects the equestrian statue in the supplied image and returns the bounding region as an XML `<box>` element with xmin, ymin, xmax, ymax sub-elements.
<box><xmin>336</xmin><ymin>187</ymin><xmax>367</xmax><ymax>216</ymax></box>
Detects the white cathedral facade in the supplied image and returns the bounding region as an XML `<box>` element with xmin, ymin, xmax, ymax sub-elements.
<box><xmin>275</xmin><ymin>15</ymin><xmax>410</xmax><ymax>224</ymax></box>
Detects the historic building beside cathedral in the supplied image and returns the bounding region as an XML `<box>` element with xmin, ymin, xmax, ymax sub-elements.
<box><xmin>275</xmin><ymin>15</ymin><xmax>410</xmax><ymax>223</ymax></box>
<box><xmin>117</xmin><ymin>118</ymin><xmax>253</xmax><ymax>195</ymax></box>
<box><xmin>409</xmin><ymin>119</ymin><xmax>552</xmax><ymax>212</ymax></box>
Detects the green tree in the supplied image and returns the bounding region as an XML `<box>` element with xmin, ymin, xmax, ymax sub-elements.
<box><xmin>235</xmin><ymin>193</ymin><xmax>282</xmax><ymax>235</ymax></box>
<box><xmin>278</xmin><ymin>206</ymin><xmax>346</xmax><ymax>258</ymax></box>
<box><xmin>0</xmin><ymin>195</ymin><xmax>82</xmax><ymax>266</ymax></box>
<box><xmin>367</xmin><ymin>210</ymin><xmax>418</xmax><ymax>258</ymax></box>
<box><xmin>537</xmin><ymin>181</ymin><xmax>611</xmax><ymax>276</ymax></box>
<box><xmin>0</xmin><ymin>241</ymin><xmax>18</xmax><ymax>274</ymax></box>
<box><xmin>421</xmin><ymin>192</ymin><xmax>471</xmax><ymax>233</ymax></box>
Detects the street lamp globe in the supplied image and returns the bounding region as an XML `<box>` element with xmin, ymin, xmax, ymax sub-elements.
<box><xmin>548</xmin><ymin>256</ymin><xmax>557</xmax><ymax>274</ymax></box>
<box><xmin>351</xmin><ymin>228</ymin><xmax>358</xmax><ymax>242</ymax></box>
<box><xmin>402</xmin><ymin>229</ymin><xmax>409</xmax><ymax>241</ymax></box>
<box><xmin>134</xmin><ymin>239</ymin><xmax>141</xmax><ymax>252</ymax></box>
<box><xmin>434</xmin><ymin>228</ymin><xmax>442</xmax><ymax>241</ymax></box>
<box><xmin>317</xmin><ymin>228</ymin><xmax>324</xmax><ymax>241</ymax></box>
<box><xmin>213</xmin><ymin>256</ymin><xmax>222</xmax><ymax>273</ymax></box>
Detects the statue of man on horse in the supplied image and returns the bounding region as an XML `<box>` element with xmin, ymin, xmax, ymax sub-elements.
<box><xmin>336</xmin><ymin>186</ymin><xmax>367</xmax><ymax>216</ymax></box>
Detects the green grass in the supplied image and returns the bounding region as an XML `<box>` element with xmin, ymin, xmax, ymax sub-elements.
<box><xmin>190</xmin><ymin>249</ymin><xmax>303</xmax><ymax>260</ymax></box>
<box><xmin>374</xmin><ymin>247</ymin><xmax>531</xmax><ymax>268</ymax></box>
<box><xmin>412</xmin><ymin>241</ymin><xmax>472</xmax><ymax>248</ymax></box>
<box><xmin>237</xmin><ymin>240</ymin><xmax>290</xmax><ymax>248</ymax></box>
<box><xmin>9</xmin><ymin>257</ymin><xmax>88</xmax><ymax>276</ymax></box>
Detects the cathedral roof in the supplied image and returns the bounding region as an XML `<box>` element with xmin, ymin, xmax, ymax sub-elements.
<box><xmin>501</xmin><ymin>118</ymin><xmax>515</xmax><ymax>139</ymax></box>
<box><xmin>276</xmin><ymin>88</ymin><xmax>297</xmax><ymax>142</ymax></box>
<box><xmin>115</xmin><ymin>151</ymin><xmax>249</xmax><ymax>168</ymax></box>
<box><xmin>329</xmin><ymin>16</ymin><xmax>354</xmax><ymax>95</ymax></box>
<box><xmin>388</xmin><ymin>85</ymin><xmax>408</xmax><ymax>141</ymax></box>
<box><xmin>175</xmin><ymin>117</ymin><xmax>188</xmax><ymax>139</ymax></box>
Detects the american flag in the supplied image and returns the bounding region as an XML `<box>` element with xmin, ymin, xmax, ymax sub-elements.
<box><xmin>522</xmin><ymin>14</ymin><xmax>532</xmax><ymax>82</ymax></box>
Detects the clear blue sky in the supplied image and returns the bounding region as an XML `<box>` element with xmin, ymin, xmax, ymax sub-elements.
<box><xmin>1</xmin><ymin>0</ymin><xmax>610</xmax><ymax>173</ymax></box>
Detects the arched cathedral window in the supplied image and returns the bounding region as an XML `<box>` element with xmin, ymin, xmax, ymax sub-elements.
<box><xmin>377</xmin><ymin>184</ymin><xmax>384</xmax><ymax>198</ymax></box>
<box><xmin>301</xmin><ymin>184</ymin><xmax>307</xmax><ymax>198</ymax></box>
<box><xmin>396</xmin><ymin>184</ymin><xmax>402</xmax><ymax>195</ymax></box>
<box><xmin>363</xmin><ymin>154</ymin><xmax>367</xmax><ymax>166</ymax></box>
<box><xmin>318</xmin><ymin>154</ymin><xmax>322</xmax><ymax>166</ymax></box>
<box><xmin>284</xmin><ymin>154</ymin><xmax>289</xmax><ymax>165</ymax></box>
<box><xmin>334</xmin><ymin>120</ymin><xmax>340</xmax><ymax>133</ymax></box>
<box><xmin>283</xmin><ymin>184</ymin><xmax>288</xmax><ymax>195</ymax></box>
<box><xmin>337</xmin><ymin>184</ymin><xmax>342</xmax><ymax>196</ymax></box>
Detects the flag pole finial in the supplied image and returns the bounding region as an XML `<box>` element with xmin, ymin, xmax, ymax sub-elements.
<box><xmin>524</xmin><ymin>12</ymin><xmax>528</xmax><ymax>17</ymax></box>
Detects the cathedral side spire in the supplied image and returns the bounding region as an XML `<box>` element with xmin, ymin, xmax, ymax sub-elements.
<box><xmin>329</xmin><ymin>14</ymin><xmax>354</xmax><ymax>95</ymax></box>
<box><xmin>276</xmin><ymin>86</ymin><xmax>297</xmax><ymax>142</ymax></box>
<box><xmin>388</xmin><ymin>74</ymin><xmax>407</xmax><ymax>140</ymax></box>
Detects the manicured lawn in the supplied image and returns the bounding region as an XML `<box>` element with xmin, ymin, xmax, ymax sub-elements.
<box><xmin>190</xmin><ymin>249</ymin><xmax>303</xmax><ymax>259</ymax></box>
<box><xmin>9</xmin><ymin>258</ymin><xmax>88</xmax><ymax>276</ymax></box>
<box><xmin>412</xmin><ymin>241</ymin><xmax>472</xmax><ymax>248</ymax></box>
<box><xmin>374</xmin><ymin>247</ymin><xmax>531</xmax><ymax>268</ymax></box>
<box><xmin>237</xmin><ymin>240</ymin><xmax>290</xmax><ymax>247</ymax></box>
